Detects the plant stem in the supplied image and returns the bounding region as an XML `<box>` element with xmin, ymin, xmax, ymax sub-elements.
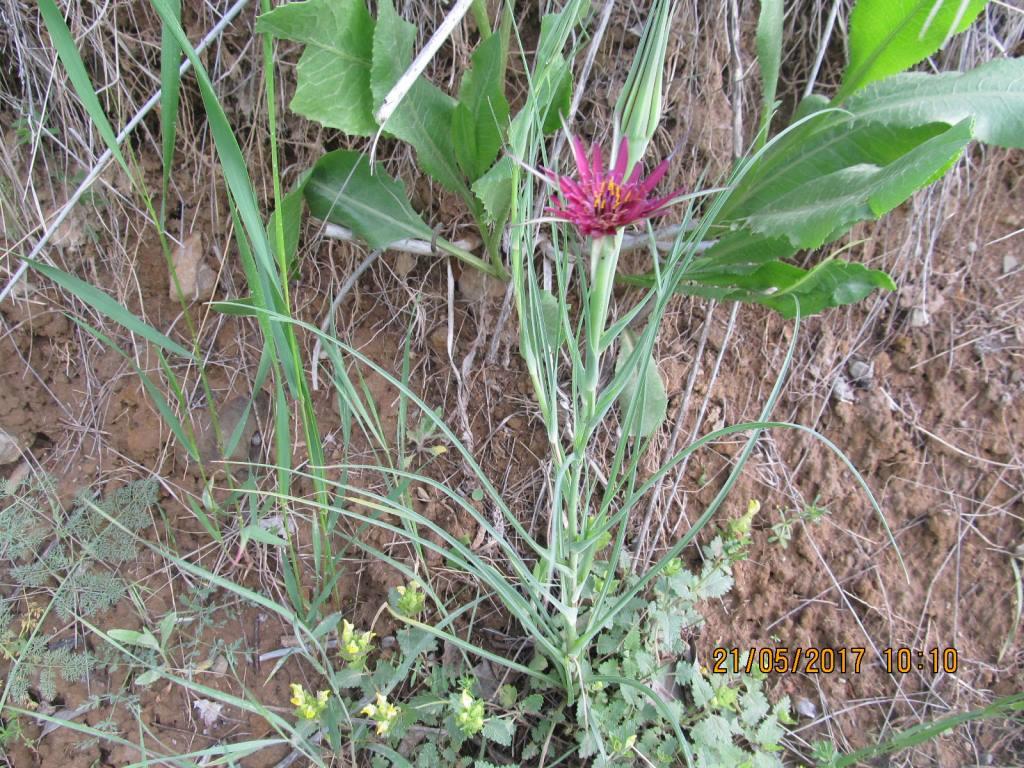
<box><xmin>470</xmin><ymin>0</ymin><xmax>491</xmax><ymax>38</ymax></box>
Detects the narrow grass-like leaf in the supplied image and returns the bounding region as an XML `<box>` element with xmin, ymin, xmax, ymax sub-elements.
<box><xmin>159</xmin><ymin>0</ymin><xmax>182</xmax><ymax>220</ymax></box>
<box><xmin>37</xmin><ymin>0</ymin><xmax>128</xmax><ymax>173</ymax></box>
<box><xmin>28</xmin><ymin>261</ymin><xmax>193</xmax><ymax>359</ymax></box>
<box><xmin>755</xmin><ymin>0</ymin><xmax>783</xmax><ymax>141</ymax></box>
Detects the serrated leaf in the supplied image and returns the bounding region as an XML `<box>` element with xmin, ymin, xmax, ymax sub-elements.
<box><xmin>305</xmin><ymin>149</ymin><xmax>433</xmax><ymax>248</ymax></box>
<box><xmin>482</xmin><ymin>717</ymin><xmax>514</xmax><ymax>746</ymax></box>
<box><xmin>841</xmin><ymin>0</ymin><xmax>989</xmax><ymax>99</ymax></box>
<box><xmin>615</xmin><ymin>331</ymin><xmax>668</xmax><ymax>437</ymax></box>
<box><xmin>472</xmin><ymin>156</ymin><xmax>515</xmax><ymax>225</ymax></box>
<box><xmin>845</xmin><ymin>59</ymin><xmax>1024</xmax><ymax>148</ymax></box>
<box><xmin>740</xmin><ymin>688</ymin><xmax>770</xmax><ymax>728</ymax></box>
<box><xmin>520</xmin><ymin>693</ymin><xmax>544</xmax><ymax>714</ymax></box>
<box><xmin>744</xmin><ymin>118</ymin><xmax>973</xmax><ymax>249</ymax></box>
<box><xmin>256</xmin><ymin>0</ymin><xmax>376</xmax><ymax>136</ymax></box>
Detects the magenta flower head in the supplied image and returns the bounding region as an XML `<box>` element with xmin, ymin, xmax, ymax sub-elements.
<box><xmin>543</xmin><ymin>135</ymin><xmax>681</xmax><ymax>238</ymax></box>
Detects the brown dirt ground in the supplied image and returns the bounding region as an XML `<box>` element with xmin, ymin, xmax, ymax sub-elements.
<box><xmin>2</xmin><ymin>1</ymin><xmax>1022</xmax><ymax>767</ymax></box>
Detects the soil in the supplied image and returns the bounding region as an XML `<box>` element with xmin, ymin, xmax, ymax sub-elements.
<box><xmin>2</xmin><ymin>2</ymin><xmax>1022</xmax><ymax>767</ymax></box>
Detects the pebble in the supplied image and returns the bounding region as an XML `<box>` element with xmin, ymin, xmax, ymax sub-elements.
<box><xmin>0</xmin><ymin>429</ymin><xmax>23</xmax><ymax>465</ymax></box>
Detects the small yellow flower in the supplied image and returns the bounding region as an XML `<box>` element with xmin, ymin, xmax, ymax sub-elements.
<box><xmin>395</xmin><ymin>580</ymin><xmax>426</xmax><ymax>617</ymax></box>
<box><xmin>290</xmin><ymin>683</ymin><xmax>329</xmax><ymax>720</ymax></box>
<box><xmin>339</xmin><ymin>619</ymin><xmax>375</xmax><ymax>668</ymax></box>
<box><xmin>361</xmin><ymin>692</ymin><xmax>400</xmax><ymax>736</ymax></box>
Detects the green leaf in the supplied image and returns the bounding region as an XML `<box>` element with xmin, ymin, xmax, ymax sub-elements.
<box><xmin>134</xmin><ymin>668</ymin><xmax>163</xmax><ymax>687</ymax></box>
<box><xmin>27</xmin><ymin>261</ymin><xmax>194</xmax><ymax>360</ymax></box>
<box><xmin>453</xmin><ymin>30</ymin><xmax>510</xmax><ymax>180</ymax></box>
<box><xmin>844</xmin><ymin>58</ymin><xmax>1024</xmax><ymax>148</ymax></box>
<box><xmin>371</xmin><ymin>0</ymin><xmax>467</xmax><ymax>197</ymax></box>
<box><xmin>744</xmin><ymin>118</ymin><xmax>974</xmax><ymax>249</ymax></box>
<box><xmin>37</xmin><ymin>0</ymin><xmax>128</xmax><ymax>173</ymax></box>
<box><xmin>482</xmin><ymin>717</ymin><xmax>514</xmax><ymax>747</ymax></box>
<box><xmin>840</xmin><ymin>0</ymin><xmax>989</xmax><ymax>99</ymax></box>
<box><xmin>472</xmin><ymin>157</ymin><xmax>515</xmax><ymax>225</ymax></box>
<box><xmin>240</xmin><ymin>523</ymin><xmax>288</xmax><ymax>548</ymax></box>
<box><xmin>304</xmin><ymin>149</ymin><xmax>433</xmax><ymax>248</ymax></box>
<box><xmin>267</xmin><ymin>182</ymin><xmax>306</xmax><ymax>272</ymax></box>
<box><xmin>615</xmin><ymin>331</ymin><xmax>668</xmax><ymax>437</ymax></box>
<box><xmin>685</xmin><ymin>259</ymin><xmax>897</xmax><ymax>318</ymax></box>
<box><xmin>370</xmin><ymin>0</ymin><xmax>414</xmax><ymax>110</ymax></box>
<box><xmin>755</xmin><ymin>0</ymin><xmax>783</xmax><ymax>136</ymax></box>
<box><xmin>108</xmin><ymin>628</ymin><xmax>161</xmax><ymax>652</ymax></box>
<box><xmin>256</xmin><ymin>0</ymin><xmax>376</xmax><ymax>136</ymax></box>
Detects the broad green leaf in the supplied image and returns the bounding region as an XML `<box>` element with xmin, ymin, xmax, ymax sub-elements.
<box><xmin>304</xmin><ymin>149</ymin><xmax>433</xmax><ymax>248</ymax></box>
<box><xmin>371</xmin><ymin>0</ymin><xmax>467</xmax><ymax>197</ymax></box>
<box><xmin>472</xmin><ymin>156</ymin><xmax>515</xmax><ymax>225</ymax></box>
<box><xmin>724</xmin><ymin>120</ymin><xmax>953</xmax><ymax>220</ymax></box>
<box><xmin>840</xmin><ymin>0</ymin><xmax>989</xmax><ymax>99</ymax></box>
<box><xmin>256</xmin><ymin>0</ymin><xmax>376</xmax><ymax>136</ymax></box>
<box><xmin>844</xmin><ymin>58</ymin><xmax>1024</xmax><ymax>147</ymax></box>
<box><xmin>108</xmin><ymin>628</ymin><xmax>161</xmax><ymax>651</ymax></box>
<box><xmin>755</xmin><ymin>0</ymin><xmax>784</xmax><ymax>137</ymax></box>
<box><xmin>615</xmin><ymin>331</ymin><xmax>668</xmax><ymax>437</ymax></box>
<box><xmin>683</xmin><ymin>259</ymin><xmax>897</xmax><ymax>318</ymax></box>
<box><xmin>685</xmin><ymin>229</ymin><xmax>797</xmax><ymax>279</ymax></box>
<box><xmin>28</xmin><ymin>261</ymin><xmax>194</xmax><ymax>359</ymax></box>
<box><xmin>539</xmin><ymin>55</ymin><xmax>573</xmax><ymax>135</ymax></box>
<box><xmin>453</xmin><ymin>31</ymin><xmax>510</xmax><ymax>180</ymax></box>
<box><xmin>370</xmin><ymin>0</ymin><xmax>414</xmax><ymax>110</ymax></box>
<box><xmin>482</xmin><ymin>717</ymin><xmax>515</xmax><ymax>747</ymax></box>
<box><xmin>744</xmin><ymin>118</ymin><xmax>974</xmax><ymax>248</ymax></box>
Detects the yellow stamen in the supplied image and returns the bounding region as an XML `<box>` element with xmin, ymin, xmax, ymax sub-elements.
<box><xmin>593</xmin><ymin>180</ymin><xmax>624</xmax><ymax>213</ymax></box>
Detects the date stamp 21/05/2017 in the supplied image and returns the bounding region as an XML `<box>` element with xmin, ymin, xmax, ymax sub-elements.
<box><xmin>710</xmin><ymin>647</ymin><xmax>960</xmax><ymax>675</ymax></box>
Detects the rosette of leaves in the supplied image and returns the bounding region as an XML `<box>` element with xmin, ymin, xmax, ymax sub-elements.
<box><xmin>257</xmin><ymin>0</ymin><xmax>573</xmax><ymax>277</ymax></box>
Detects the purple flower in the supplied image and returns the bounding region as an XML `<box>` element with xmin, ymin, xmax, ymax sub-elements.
<box><xmin>543</xmin><ymin>136</ymin><xmax>681</xmax><ymax>237</ymax></box>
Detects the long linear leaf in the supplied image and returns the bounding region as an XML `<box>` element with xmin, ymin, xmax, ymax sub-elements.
<box><xmin>26</xmin><ymin>260</ymin><xmax>194</xmax><ymax>359</ymax></box>
<box><xmin>37</xmin><ymin>0</ymin><xmax>128</xmax><ymax>173</ymax></box>
<box><xmin>755</xmin><ymin>0</ymin><xmax>783</xmax><ymax>139</ymax></box>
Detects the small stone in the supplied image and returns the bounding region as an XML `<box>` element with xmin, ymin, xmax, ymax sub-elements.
<box><xmin>170</xmin><ymin>233</ymin><xmax>218</xmax><ymax>302</ymax></box>
<box><xmin>458</xmin><ymin>267</ymin><xmax>506</xmax><ymax>302</ymax></box>
<box><xmin>796</xmin><ymin>697</ymin><xmax>818</xmax><ymax>719</ymax></box>
<box><xmin>0</xmin><ymin>429</ymin><xmax>23</xmax><ymax>465</ymax></box>
<box><xmin>393</xmin><ymin>252</ymin><xmax>416</xmax><ymax>277</ymax></box>
<box><xmin>48</xmin><ymin>208</ymin><xmax>86</xmax><ymax>249</ymax></box>
<box><xmin>847</xmin><ymin>359</ymin><xmax>873</xmax><ymax>384</ymax></box>
<box><xmin>1003</xmin><ymin>254</ymin><xmax>1019</xmax><ymax>274</ymax></box>
<box><xmin>909</xmin><ymin>307</ymin><xmax>930</xmax><ymax>327</ymax></box>
<box><xmin>833</xmin><ymin>374</ymin><xmax>855</xmax><ymax>404</ymax></box>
